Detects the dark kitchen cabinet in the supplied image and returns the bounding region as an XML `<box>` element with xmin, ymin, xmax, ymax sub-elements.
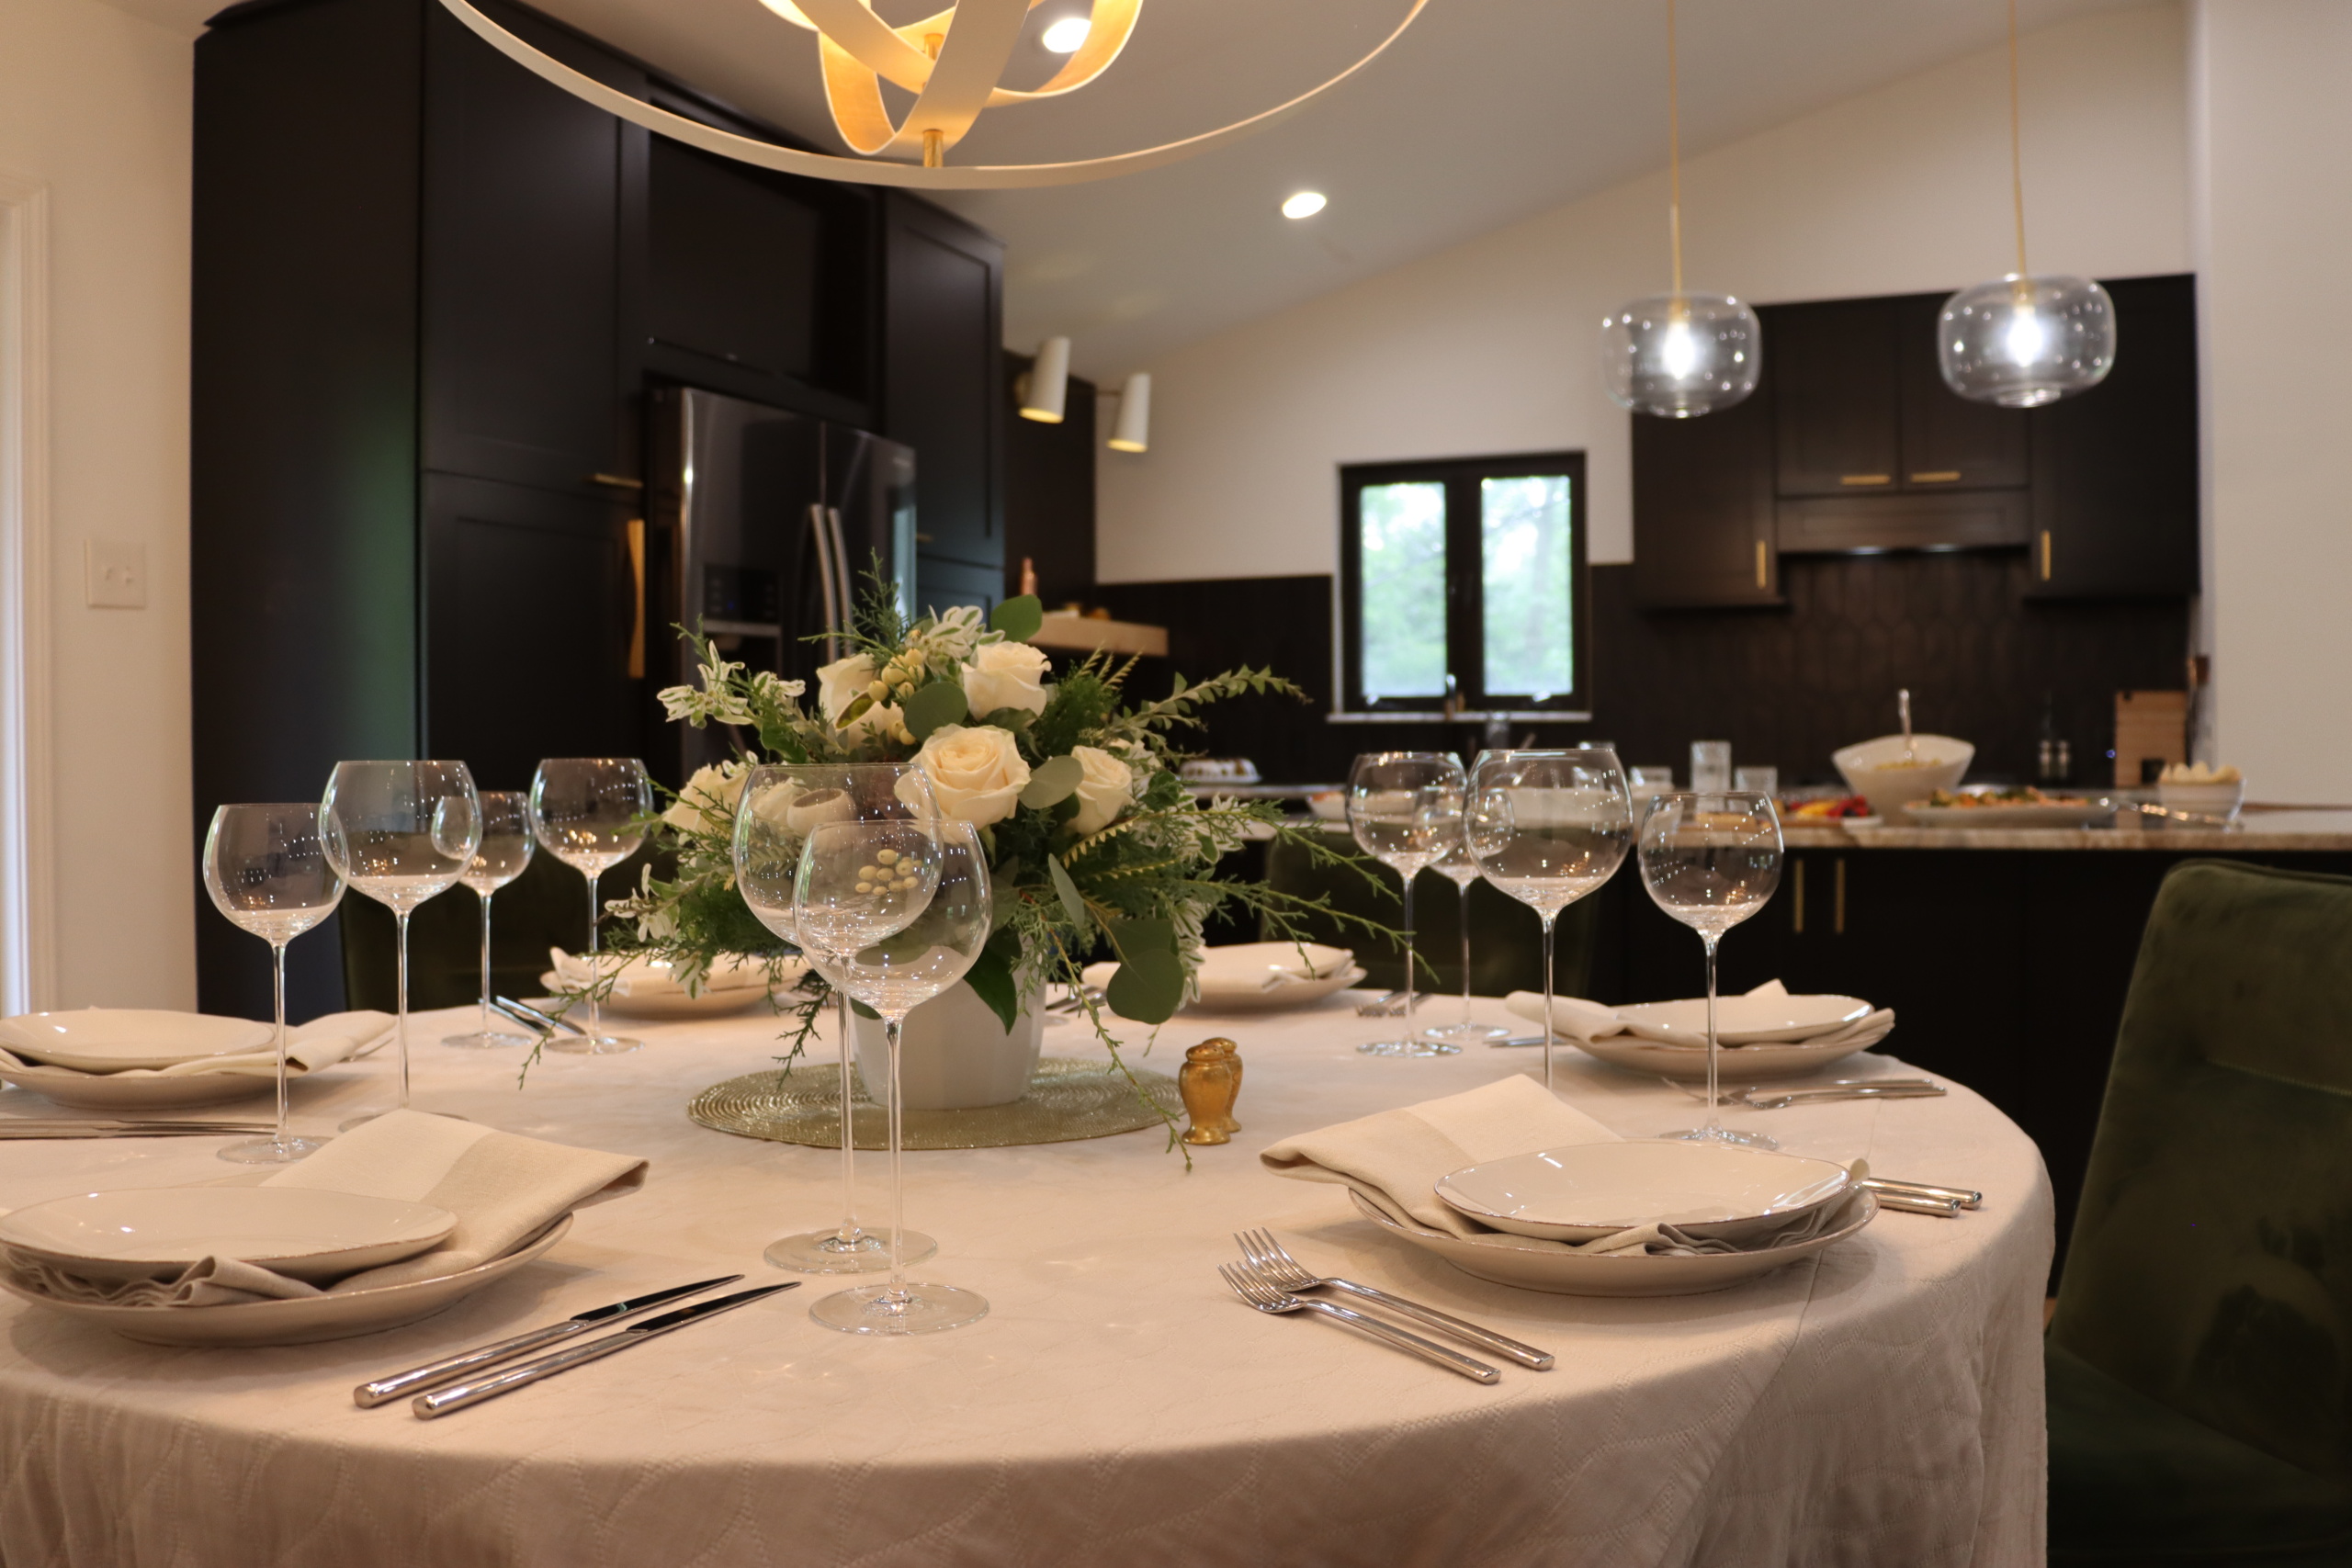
<box><xmin>2025</xmin><ymin>275</ymin><xmax>2200</xmax><ymax>600</ymax></box>
<box><xmin>1003</xmin><ymin>349</ymin><xmax>1097</xmax><ymax>606</ymax></box>
<box><xmin>885</xmin><ymin>194</ymin><xmax>1004</xmax><ymax>583</ymax></box>
<box><xmin>1895</xmin><ymin>293</ymin><xmax>2030</xmax><ymax>491</ymax></box>
<box><xmin>1770</xmin><ymin>298</ymin><xmax>1902</xmax><ymax>497</ymax></box>
<box><xmin>1629</xmin><ymin>371</ymin><xmax>1781</xmax><ymax>608</ymax></box>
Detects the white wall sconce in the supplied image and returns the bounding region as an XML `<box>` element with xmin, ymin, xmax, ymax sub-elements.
<box><xmin>1015</xmin><ymin>336</ymin><xmax>1071</xmax><ymax>423</ymax></box>
<box><xmin>1106</xmin><ymin>372</ymin><xmax>1150</xmax><ymax>452</ymax></box>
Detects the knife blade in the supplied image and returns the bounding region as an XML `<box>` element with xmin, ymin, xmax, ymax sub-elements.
<box><xmin>355</xmin><ymin>1273</ymin><xmax>747</xmax><ymax>1406</ymax></box>
<box><xmin>413</xmin><ymin>1282</ymin><xmax>797</xmax><ymax>1418</ymax></box>
<box><xmin>493</xmin><ymin>997</ymin><xmax>584</xmax><ymax>1036</ymax></box>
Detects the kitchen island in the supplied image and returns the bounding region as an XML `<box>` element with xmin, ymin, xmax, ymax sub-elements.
<box><xmin>1782</xmin><ymin>810</ymin><xmax>2352</xmax><ymax>852</ymax></box>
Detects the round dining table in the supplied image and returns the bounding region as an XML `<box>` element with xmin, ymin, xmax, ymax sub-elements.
<box><xmin>0</xmin><ymin>991</ymin><xmax>2051</xmax><ymax>1568</ymax></box>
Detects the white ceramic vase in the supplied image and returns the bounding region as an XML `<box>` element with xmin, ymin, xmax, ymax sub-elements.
<box><xmin>852</xmin><ymin>979</ymin><xmax>1043</xmax><ymax>1111</ymax></box>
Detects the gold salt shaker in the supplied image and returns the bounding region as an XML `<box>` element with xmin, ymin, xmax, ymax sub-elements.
<box><xmin>1180</xmin><ymin>1038</ymin><xmax>1242</xmax><ymax>1145</ymax></box>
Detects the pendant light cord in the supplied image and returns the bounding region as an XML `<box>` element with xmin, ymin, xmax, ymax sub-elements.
<box><xmin>1668</xmin><ymin>0</ymin><xmax>1683</xmax><ymax>298</ymax></box>
<box><xmin>2007</xmin><ymin>0</ymin><xmax>2029</xmax><ymax>280</ymax></box>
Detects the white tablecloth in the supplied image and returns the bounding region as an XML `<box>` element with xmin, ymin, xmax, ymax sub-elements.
<box><xmin>0</xmin><ymin>995</ymin><xmax>2052</xmax><ymax>1567</ymax></box>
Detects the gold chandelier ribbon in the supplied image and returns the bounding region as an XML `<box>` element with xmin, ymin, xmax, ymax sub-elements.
<box><xmin>432</xmin><ymin>0</ymin><xmax>1427</xmax><ymax>189</ymax></box>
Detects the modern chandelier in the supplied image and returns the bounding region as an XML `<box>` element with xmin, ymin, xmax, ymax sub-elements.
<box><xmin>1937</xmin><ymin>0</ymin><xmax>2116</xmax><ymax>406</ymax></box>
<box><xmin>1599</xmin><ymin>0</ymin><xmax>1760</xmax><ymax>420</ymax></box>
<box><xmin>433</xmin><ymin>0</ymin><xmax>1428</xmax><ymax>190</ymax></box>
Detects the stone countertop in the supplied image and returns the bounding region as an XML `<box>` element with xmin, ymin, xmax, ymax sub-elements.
<box><xmin>1781</xmin><ymin>810</ymin><xmax>2352</xmax><ymax>852</ymax></box>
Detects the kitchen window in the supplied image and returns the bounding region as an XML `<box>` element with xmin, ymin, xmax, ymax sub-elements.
<box><xmin>1337</xmin><ymin>451</ymin><xmax>1590</xmax><ymax>719</ymax></box>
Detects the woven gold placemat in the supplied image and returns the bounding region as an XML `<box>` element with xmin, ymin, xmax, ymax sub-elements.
<box><xmin>687</xmin><ymin>1056</ymin><xmax>1182</xmax><ymax>1150</ymax></box>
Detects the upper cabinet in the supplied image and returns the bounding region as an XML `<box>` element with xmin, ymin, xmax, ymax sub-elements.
<box><xmin>884</xmin><ymin>195</ymin><xmax>1005</xmax><ymax>590</ymax></box>
<box><xmin>1633</xmin><ymin>276</ymin><xmax>2197</xmax><ymax>605</ymax></box>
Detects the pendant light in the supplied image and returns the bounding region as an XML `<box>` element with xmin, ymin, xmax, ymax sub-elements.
<box><xmin>1106</xmin><ymin>373</ymin><xmax>1151</xmax><ymax>454</ymax></box>
<box><xmin>1016</xmin><ymin>337</ymin><xmax>1071</xmax><ymax>423</ymax></box>
<box><xmin>1600</xmin><ymin>0</ymin><xmax>1759</xmax><ymax>421</ymax></box>
<box><xmin>1937</xmin><ymin>0</ymin><xmax>2115</xmax><ymax>407</ymax></box>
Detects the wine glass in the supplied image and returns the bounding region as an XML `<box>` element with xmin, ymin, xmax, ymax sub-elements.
<box><xmin>322</xmin><ymin>761</ymin><xmax>481</xmax><ymax>1126</ymax></box>
<box><xmin>443</xmin><ymin>791</ymin><xmax>536</xmax><ymax>1049</ymax></box>
<box><xmin>201</xmin><ymin>804</ymin><xmax>345</xmax><ymax>1163</ymax></box>
<box><xmin>527</xmin><ymin>759</ymin><xmax>653</xmax><ymax>1055</ymax></box>
<box><xmin>1465</xmin><ymin>750</ymin><xmax>1633</xmax><ymax>1089</ymax></box>
<box><xmin>796</xmin><ymin>818</ymin><xmax>990</xmax><ymax>1336</ymax></box>
<box><xmin>734</xmin><ymin>763</ymin><xmax>940</xmax><ymax>1274</ymax></box>
<box><xmin>1419</xmin><ymin>833</ymin><xmax>1511</xmax><ymax>1046</ymax></box>
<box><xmin>1346</xmin><ymin>752</ymin><xmax>1467</xmax><ymax>1056</ymax></box>
<box><xmin>1640</xmin><ymin>792</ymin><xmax>1784</xmax><ymax>1148</ymax></box>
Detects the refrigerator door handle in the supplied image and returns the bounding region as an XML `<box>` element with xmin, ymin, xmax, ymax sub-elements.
<box><xmin>808</xmin><ymin>502</ymin><xmax>842</xmax><ymax>665</ymax></box>
<box><xmin>825</xmin><ymin>507</ymin><xmax>854</xmax><ymax>635</ymax></box>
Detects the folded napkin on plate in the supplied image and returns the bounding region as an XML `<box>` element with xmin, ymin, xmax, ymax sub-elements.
<box><xmin>0</xmin><ymin>1010</ymin><xmax>394</xmax><ymax>1081</ymax></box>
<box><xmin>6</xmin><ymin>1109</ymin><xmax>647</xmax><ymax>1307</ymax></box>
<box><xmin>1502</xmin><ymin>979</ymin><xmax>1895</xmax><ymax>1053</ymax></box>
<box><xmin>548</xmin><ymin>947</ymin><xmax>781</xmax><ymax>998</ymax></box>
<box><xmin>1262</xmin><ymin>1075</ymin><xmax>1842</xmax><ymax>1258</ymax></box>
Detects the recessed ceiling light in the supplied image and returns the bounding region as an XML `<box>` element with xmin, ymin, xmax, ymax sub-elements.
<box><xmin>1282</xmin><ymin>190</ymin><xmax>1327</xmax><ymax>220</ymax></box>
<box><xmin>1040</xmin><ymin>16</ymin><xmax>1091</xmax><ymax>53</ymax></box>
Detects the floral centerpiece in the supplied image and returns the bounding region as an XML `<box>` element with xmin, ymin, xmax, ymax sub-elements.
<box><xmin>606</xmin><ymin>577</ymin><xmax>1380</xmax><ymax>1127</ymax></box>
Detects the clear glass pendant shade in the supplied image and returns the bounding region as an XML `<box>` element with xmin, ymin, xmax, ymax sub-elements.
<box><xmin>1600</xmin><ymin>293</ymin><xmax>1762</xmax><ymax>419</ymax></box>
<box><xmin>1937</xmin><ymin>274</ymin><xmax>2116</xmax><ymax>408</ymax></box>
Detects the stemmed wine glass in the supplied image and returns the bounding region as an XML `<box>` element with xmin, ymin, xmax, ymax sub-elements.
<box><xmin>322</xmin><ymin>761</ymin><xmax>481</xmax><ymax>1126</ymax></box>
<box><xmin>527</xmin><ymin>758</ymin><xmax>654</xmax><ymax>1055</ymax></box>
<box><xmin>1640</xmin><ymin>792</ymin><xmax>1784</xmax><ymax>1148</ymax></box>
<box><xmin>1419</xmin><ymin>833</ymin><xmax>1511</xmax><ymax>1046</ymax></box>
<box><xmin>201</xmin><ymin>804</ymin><xmax>345</xmax><ymax>1163</ymax></box>
<box><xmin>443</xmin><ymin>790</ymin><xmax>536</xmax><ymax>1049</ymax></box>
<box><xmin>734</xmin><ymin>762</ymin><xmax>940</xmax><ymax>1274</ymax></box>
<box><xmin>1465</xmin><ymin>750</ymin><xmax>1634</xmax><ymax>1089</ymax></box>
<box><xmin>795</xmin><ymin>818</ymin><xmax>991</xmax><ymax>1336</ymax></box>
<box><xmin>1347</xmin><ymin>752</ymin><xmax>1467</xmax><ymax>1056</ymax></box>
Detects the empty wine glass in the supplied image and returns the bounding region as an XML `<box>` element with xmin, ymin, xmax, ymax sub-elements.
<box><xmin>734</xmin><ymin>763</ymin><xmax>940</xmax><ymax>1274</ymax></box>
<box><xmin>202</xmin><ymin>804</ymin><xmax>345</xmax><ymax>1163</ymax></box>
<box><xmin>1347</xmin><ymin>752</ymin><xmax>1467</xmax><ymax>1056</ymax></box>
<box><xmin>322</xmin><ymin>761</ymin><xmax>481</xmax><ymax>1126</ymax></box>
<box><xmin>444</xmin><ymin>790</ymin><xmax>535</xmax><ymax>1049</ymax></box>
<box><xmin>527</xmin><ymin>759</ymin><xmax>653</xmax><ymax>1055</ymax></box>
<box><xmin>1466</xmin><ymin>750</ymin><xmax>1634</xmax><ymax>1089</ymax></box>
<box><xmin>796</xmin><ymin>818</ymin><xmax>989</xmax><ymax>1336</ymax></box>
<box><xmin>1641</xmin><ymin>792</ymin><xmax>1784</xmax><ymax>1148</ymax></box>
<box><xmin>1419</xmin><ymin>834</ymin><xmax>1510</xmax><ymax>1045</ymax></box>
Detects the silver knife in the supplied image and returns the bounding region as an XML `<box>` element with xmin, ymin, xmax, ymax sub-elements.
<box><xmin>1861</xmin><ymin>1176</ymin><xmax>1983</xmax><ymax>1209</ymax></box>
<box><xmin>413</xmin><ymin>1283</ymin><xmax>797</xmax><ymax>1418</ymax></box>
<box><xmin>355</xmin><ymin>1274</ymin><xmax>746</xmax><ymax>1406</ymax></box>
<box><xmin>494</xmin><ymin>997</ymin><xmax>585</xmax><ymax>1036</ymax></box>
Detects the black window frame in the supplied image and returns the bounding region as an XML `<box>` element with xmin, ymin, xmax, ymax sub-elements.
<box><xmin>1336</xmin><ymin>449</ymin><xmax>1591</xmax><ymax>720</ymax></box>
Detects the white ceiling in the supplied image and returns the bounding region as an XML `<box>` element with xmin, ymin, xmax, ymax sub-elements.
<box><xmin>132</xmin><ymin>0</ymin><xmax>2154</xmax><ymax>381</ymax></box>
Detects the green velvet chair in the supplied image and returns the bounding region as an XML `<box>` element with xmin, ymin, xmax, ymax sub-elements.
<box><xmin>2048</xmin><ymin>860</ymin><xmax>2352</xmax><ymax>1564</ymax></box>
<box><xmin>1259</xmin><ymin>825</ymin><xmax>1598</xmax><ymax>999</ymax></box>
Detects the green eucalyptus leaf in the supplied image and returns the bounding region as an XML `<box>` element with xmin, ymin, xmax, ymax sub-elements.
<box><xmin>1046</xmin><ymin>854</ymin><xmax>1089</xmax><ymax>931</ymax></box>
<box><xmin>901</xmin><ymin>680</ymin><xmax>968</xmax><ymax>741</ymax></box>
<box><xmin>963</xmin><ymin>942</ymin><xmax>1020</xmax><ymax>1032</ymax></box>
<box><xmin>1104</xmin><ymin>917</ymin><xmax>1183</xmax><ymax>1024</ymax></box>
<box><xmin>1020</xmin><ymin>754</ymin><xmax>1083</xmax><ymax>810</ymax></box>
<box><xmin>990</xmin><ymin>594</ymin><xmax>1044</xmax><ymax>643</ymax></box>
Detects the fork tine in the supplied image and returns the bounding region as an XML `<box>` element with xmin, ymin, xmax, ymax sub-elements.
<box><xmin>1244</xmin><ymin>1229</ymin><xmax>1310</xmax><ymax>1286</ymax></box>
<box><xmin>1215</xmin><ymin>1263</ymin><xmax>1254</xmax><ymax>1303</ymax></box>
<box><xmin>1229</xmin><ymin>1231</ymin><xmax>1266</xmax><ymax>1270</ymax></box>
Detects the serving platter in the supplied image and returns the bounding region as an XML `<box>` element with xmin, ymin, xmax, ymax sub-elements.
<box><xmin>0</xmin><ymin>1189</ymin><xmax>457</xmax><ymax>1283</ymax></box>
<box><xmin>1433</xmin><ymin>1140</ymin><xmax>1852</xmax><ymax>1244</ymax></box>
<box><xmin>0</xmin><ymin>1011</ymin><xmax>273</xmax><ymax>1073</ymax></box>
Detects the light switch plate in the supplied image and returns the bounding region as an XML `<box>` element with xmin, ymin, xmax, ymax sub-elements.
<box><xmin>85</xmin><ymin>539</ymin><xmax>147</xmax><ymax>609</ymax></box>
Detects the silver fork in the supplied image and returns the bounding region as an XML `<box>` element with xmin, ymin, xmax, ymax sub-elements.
<box><xmin>1354</xmin><ymin>990</ymin><xmax>1407</xmax><ymax>1018</ymax></box>
<box><xmin>1233</xmin><ymin>1229</ymin><xmax>1553</xmax><ymax>1370</ymax></box>
<box><xmin>1659</xmin><ymin>1077</ymin><xmax>1941</xmax><ymax>1106</ymax></box>
<box><xmin>1216</xmin><ymin>1265</ymin><xmax>1500</xmax><ymax>1383</ymax></box>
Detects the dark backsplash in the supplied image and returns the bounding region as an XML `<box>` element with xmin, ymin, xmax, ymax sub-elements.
<box><xmin>1095</xmin><ymin>552</ymin><xmax>2189</xmax><ymax>787</ymax></box>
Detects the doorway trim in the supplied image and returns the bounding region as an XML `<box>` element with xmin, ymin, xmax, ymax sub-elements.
<box><xmin>0</xmin><ymin>173</ymin><xmax>55</xmax><ymax>1013</ymax></box>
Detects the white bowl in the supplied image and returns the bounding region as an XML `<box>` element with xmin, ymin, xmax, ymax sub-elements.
<box><xmin>1434</xmin><ymin>1140</ymin><xmax>1852</xmax><ymax>1245</ymax></box>
<box><xmin>1831</xmin><ymin>735</ymin><xmax>1974</xmax><ymax>822</ymax></box>
<box><xmin>0</xmin><ymin>1188</ymin><xmax>456</xmax><ymax>1283</ymax></box>
<box><xmin>1305</xmin><ymin>790</ymin><xmax>1347</xmax><ymax>822</ymax></box>
<box><xmin>2158</xmin><ymin>779</ymin><xmax>2245</xmax><ymax>822</ymax></box>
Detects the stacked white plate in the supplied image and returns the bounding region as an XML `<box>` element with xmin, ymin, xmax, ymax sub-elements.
<box><xmin>1082</xmin><ymin>942</ymin><xmax>1365</xmax><ymax>1012</ymax></box>
<box><xmin>0</xmin><ymin>1010</ymin><xmax>284</xmax><ymax>1110</ymax></box>
<box><xmin>1566</xmin><ymin>993</ymin><xmax>1883</xmax><ymax>1081</ymax></box>
<box><xmin>540</xmin><ymin>952</ymin><xmax>797</xmax><ymax>1021</ymax></box>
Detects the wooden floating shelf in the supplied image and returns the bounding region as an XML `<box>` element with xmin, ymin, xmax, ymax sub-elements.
<box><xmin>1031</xmin><ymin>614</ymin><xmax>1169</xmax><ymax>659</ymax></box>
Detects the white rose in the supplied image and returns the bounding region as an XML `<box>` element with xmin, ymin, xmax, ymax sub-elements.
<box><xmin>814</xmin><ymin>651</ymin><xmax>902</xmax><ymax>741</ymax></box>
<box><xmin>1067</xmin><ymin>745</ymin><xmax>1134</xmax><ymax>836</ymax></box>
<box><xmin>914</xmin><ymin>724</ymin><xmax>1032</xmax><ymax>827</ymax></box>
<box><xmin>662</xmin><ymin>761</ymin><xmax>747</xmax><ymax>832</ymax></box>
<box><xmin>961</xmin><ymin>641</ymin><xmax>1051</xmax><ymax>717</ymax></box>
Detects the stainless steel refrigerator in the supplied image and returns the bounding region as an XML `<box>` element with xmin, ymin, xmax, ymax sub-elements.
<box><xmin>647</xmin><ymin>386</ymin><xmax>917</xmax><ymax>781</ymax></box>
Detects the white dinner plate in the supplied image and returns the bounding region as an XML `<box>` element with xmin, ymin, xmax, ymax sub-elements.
<box><xmin>0</xmin><ymin>1188</ymin><xmax>457</xmax><ymax>1283</ymax></box>
<box><xmin>0</xmin><ymin>1010</ymin><xmax>274</xmax><ymax>1073</ymax></box>
<box><xmin>0</xmin><ymin>1062</ymin><xmax>274</xmax><ymax>1111</ymax></box>
<box><xmin>1900</xmin><ymin>802</ymin><xmax>2116</xmax><ymax>829</ymax></box>
<box><xmin>1082</xmin><ymin>944</ymin><xmax>1366</xmax><ymax>1013</ymax></box>
<box><xmin>1576</xmin><ymin>1032</ymin><xmax>1881</xmax><ymax>1082</ymax></box>
<box><xmin>1352</xmin><ymin>1187</ymin><xmax>1877</xmax><ymax>1297</ymax></box>
<box><xmin>0</xmin><ymin>1214</ymin><xmax>572</xmax><ymax>1347</ymax></box>
<box><xmin>536</xmin><ymin>975</ymin><xmax>777</xmax><ymax>1021</ymax></box>
<box><xmin>1615</xmin><ymin>994</ymin><xmax>1870</xmax><ymax>1045</ymax></box>
<box><xmin>1434</xmin><ymin>1140</ymin><xmax>1853</xmax><ymax>1245</ymax></box>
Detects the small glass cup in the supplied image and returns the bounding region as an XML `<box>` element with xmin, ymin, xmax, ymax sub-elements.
<box><xmin>1690</xmin><ymin>741</ymin><xmax>1734</xmax><ymax>794</ymax></box>
<box><xmin>1734</xmin><ymin>766</ymin><xmax>1779</xmax><ymax>799</ymax></box>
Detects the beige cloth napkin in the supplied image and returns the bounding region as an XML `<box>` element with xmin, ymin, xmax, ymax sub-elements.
<box><xmin>548</xmin><ymin>948</ymin><xmax>782</xmax><ymax>998</ymax></box>
<box><xmin>0</xmin><ymin>1010</ymin><xmax>394</xmax><ymax>1082</ymax></box>
<box><xmin>9</xmin><ymin>1254</ymin><xmax>330</xmax><ymax>1309</ymax></box>
<box><xmin>1502</xmin><ymin>980</ymin><xmax>1896</xmax><ymax>1053</ymax></box>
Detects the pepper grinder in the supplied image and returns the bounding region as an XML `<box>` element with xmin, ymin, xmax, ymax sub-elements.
<box><xmin>1179</xmin><ymin>1038</ymin><xmax>1242</xmax><ymax>1145</ymax></box>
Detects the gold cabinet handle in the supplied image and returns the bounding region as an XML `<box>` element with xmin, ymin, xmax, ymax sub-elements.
<box><xmin>2039</xmin><ymin>529</ymin><xmax>2053</xmax><ymax>581</ymax></box>
<box><xmin>1910</xmin><ymin>470</ymin><xmax>1961</xmax><ymax>483</ymax></box>
<box><xmin>589</xmin><ymin>472</ymin><xmax>645</xmax><ymax>491</ymax></box>
<box><xmin>1838</xmin><ymin>474</ymin><xmax>1892</xmax><ymax>487</ymax></box>
<box><xmin>626</xmin><ymin>518</ymin><xmax>646</xmax><ymax>680</ymax></box>
<box><xmin>1754</xmin><ymin>538</ymin><xmax>1769</xmax><ymax>590</ymax></box>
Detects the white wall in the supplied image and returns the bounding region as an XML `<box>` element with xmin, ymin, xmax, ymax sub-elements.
<box><xmin>2193</xmin><ymin>0</ymin><xmax>2352</xmax><ymax>800</ymax></box>
<box><xmin>0</xmin><ymin>0</ymin><xmax>195</xmax><ymax>1008</ymax></box>
<box><xmin>1098</xmin><ymin>2</ymin><xmax>2189</xmax><ymax>582</ymax></box>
